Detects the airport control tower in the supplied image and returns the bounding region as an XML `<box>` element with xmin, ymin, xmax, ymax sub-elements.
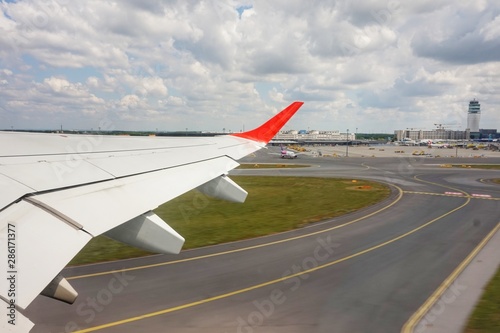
<box><xmin>467</xmin><ymin>99</ymin><xmax>480</xmax><ymax>134</ymax></box>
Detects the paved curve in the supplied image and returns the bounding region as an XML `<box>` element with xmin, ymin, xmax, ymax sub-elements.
<box><xmin>26</xmin><ymin>150</ymin><xmax>500</xmax><ymax>333</ymax></box>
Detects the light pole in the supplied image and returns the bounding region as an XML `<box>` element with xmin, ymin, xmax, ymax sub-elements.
<box><xmin>346</xmin><ymin>129</ymin><xmax>349</xmax><ymax>157</ymax></box>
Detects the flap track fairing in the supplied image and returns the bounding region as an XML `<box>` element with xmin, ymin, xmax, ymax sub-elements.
<box><xmin>104</xmin><ymin>212</ymin><xmax>185</xmax><ymax>254</ymax></box>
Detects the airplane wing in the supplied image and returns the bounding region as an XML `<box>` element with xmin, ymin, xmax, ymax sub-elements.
<box><xmin>0</xmin><ymin>101</ymin><xmax>303</xmax><ymax>332</ymax></box>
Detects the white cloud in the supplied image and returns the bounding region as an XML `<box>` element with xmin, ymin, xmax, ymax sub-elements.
<box><xmin>119</xmin><ymin>94</ymin><xmax>141</xmax><ymax>108</ymax></box>
<box><xmin>482</xmin><ymin>14</ymin><xmax>500</xmax><ymax>41</ymax></box>
<box><xmin>42</xmin><ymin>77</ymin><xmax>87</xmax><ymax>97</ymax></box>
<box><xmin>159</xmin><ymin>96</ymin><xmax>186</xmax><ymax>107</ymax></box>
<box><xmin>134</xmin><ymin>77</ymin><xmax>168</xmax><ymax>97</ymax></box>
<box><xmin>0</xmin><ymin>0</ymin><xmax>499</xmax><ymax>132</ymax></box>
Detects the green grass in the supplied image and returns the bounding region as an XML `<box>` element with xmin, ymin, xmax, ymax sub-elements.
<box><xmin>464</xmin><ymin>264</ymin><xmax>500</xmax><ymax>333</ymax></box>
<box><xmin>237</xmin><ymin>163</ymin><xmax>309</xmax><ymax>169</ymax></box>
<box><xmin>69</xmin><ymin>176</ymin><xmax>390</xmax><ymax>265</ymax></box>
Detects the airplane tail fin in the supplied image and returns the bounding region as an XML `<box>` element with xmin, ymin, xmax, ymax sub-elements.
<box><xmin>231</xmin><ymin>102</ymin><xmax>303</xmax><ymax>144</ymax></box>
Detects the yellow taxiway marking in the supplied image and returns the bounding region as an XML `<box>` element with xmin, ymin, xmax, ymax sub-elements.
<box><xmin>478</xmin><ymin>178</ymin><xmax>500</xmax><ymax>185</ymax></box>
<box><xmin>400</xmin><ymin>174</ymin><xmax>499</xmax><ymax>332</ymax></box>
<box><xmin>401</xmin><ymin>221</ymin><xmax>500</xmax><ymax>333</ymax></box>
<box><xmin>404</xmin><ymin>191</ymin><xmax>462</xmax><ymax>197</ymax></box>
<box><xmin>410</xmin><ymin>175</ymin><xmax>499</xmax><ymax>200</ymax></box>
<box><xmin>68</xmin><ymin>183</ymin><xmax>403</xmax><ymax>280</ymax></box>
<box><xmin>404</xmin><ymin>191</ymin><xmax>500</xmax><ymax>200</ymax></box>
<box><xmin>413</xmin><ymin>174</ymin><xmax>468</xmax><ymax>196</ymax></box>
<box><xmin>74</xmin><ymin>196</ymin><xmax>471</xmax><ymax>333</ymax></box>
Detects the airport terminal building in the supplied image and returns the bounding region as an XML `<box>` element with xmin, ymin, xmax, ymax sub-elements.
<box><xmin>394</xmin><ymin>128</ymin><xmax>470</xmax><ymax>142</ymax></box>
<box><xmin>395</xmin><ymin>99</ymin><xmax>499</xmax><ymax>141</ymax></box>
<box><xmin>274</xmin><ymin>99</ymin><xmax>497</xmax><ymax>144</ymax></box>
<box><xmin>272</xmin><ymin>130</ymin><xmax>356</xmax><ymax>144</ymax></box>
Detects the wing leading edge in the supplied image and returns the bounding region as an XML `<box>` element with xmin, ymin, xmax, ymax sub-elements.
<box><xmin>0</xmin><ymin>101</ymin><xmax>303</xmax><ymax>332</ymax></box>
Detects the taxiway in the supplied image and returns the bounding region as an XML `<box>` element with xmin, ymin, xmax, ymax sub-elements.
<box><xmin>26</xmin><ymin>149</ymin><xmax>500</xmax><ymax>333</ymax></box>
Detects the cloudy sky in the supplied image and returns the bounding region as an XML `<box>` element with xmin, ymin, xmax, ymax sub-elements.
<box><xmin>0</xmin><ymin>0</ymin><xmax>499</xmax><ymax>133</ymax></box>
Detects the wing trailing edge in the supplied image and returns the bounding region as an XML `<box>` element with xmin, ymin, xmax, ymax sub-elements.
<box><xmin>231</xmin><ymin>101</ymin><xmax>304</xmax><ymax>143</ymax></box>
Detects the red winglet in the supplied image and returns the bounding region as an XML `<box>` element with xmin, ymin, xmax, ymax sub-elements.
<box><xmin>231</xmin><ymin>101</ymin><xmax>304</xmax><ymax>143</ymax></box>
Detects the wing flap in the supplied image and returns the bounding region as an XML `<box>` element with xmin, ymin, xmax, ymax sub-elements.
<box><xmin>0</xmin><ymin>202</ymin><xmax>91</xmax><ymax>309</ymax></box>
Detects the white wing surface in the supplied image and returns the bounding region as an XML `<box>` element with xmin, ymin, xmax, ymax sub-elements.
<box><xmin>0</xmin><ymin>101</ymin><xmax>303</xmax><ymax>332</ymax></box>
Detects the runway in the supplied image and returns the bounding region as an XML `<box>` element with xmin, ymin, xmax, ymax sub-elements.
<box><xmin>26</xmin><ymin>149</ymin><xmax>500</xmax><ymax>333</ymax></box>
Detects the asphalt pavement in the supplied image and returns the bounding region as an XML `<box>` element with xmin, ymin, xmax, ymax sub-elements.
<box><xmin>25</xmin><ymin>148</ymin><xmax>500</xmax><ymax>333</ymax></box>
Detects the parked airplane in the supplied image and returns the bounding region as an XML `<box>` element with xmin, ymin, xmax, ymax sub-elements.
<box><xmin>427</xmin><ymin>140</ymin><xmax>451</xmax><ymax>148</ymax></box>
<box><xmin>277</xmin><ymin>145</ymin><xmax>299</xmax><ymax>158</ymax></box>
<box><xmin>396</xmin><ymin>138</ymin><xmax>417</xmax><ymax>146</ymax></box>
<box><xmin>0</xmin><ymin>101</ymin><xmax>304</xmax><ymax>333</ymax></box>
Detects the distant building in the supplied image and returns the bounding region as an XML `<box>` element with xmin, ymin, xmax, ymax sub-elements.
<box><xmin>272</xmin><ymin>130</ymin><xmax>355</xmax><ymax>143</ymax></box>
<box><xmin>394</xmin><ymin>129</ymin><xmax>469</xmax><ymax>142</ymax></box>
<box><xmin>467</xmin><ymin>99</ymin><xmax>481</xmax><ymax>134</ymax></box>
<box><xmin>395</xmin><ymin>99</ymin><xmax>490</xmax><ymax>142</ymax></box>
<box><xmin>479</xmin><ymin>129</ymin><xmax>499</xmax><ymax>140</ymax></box>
